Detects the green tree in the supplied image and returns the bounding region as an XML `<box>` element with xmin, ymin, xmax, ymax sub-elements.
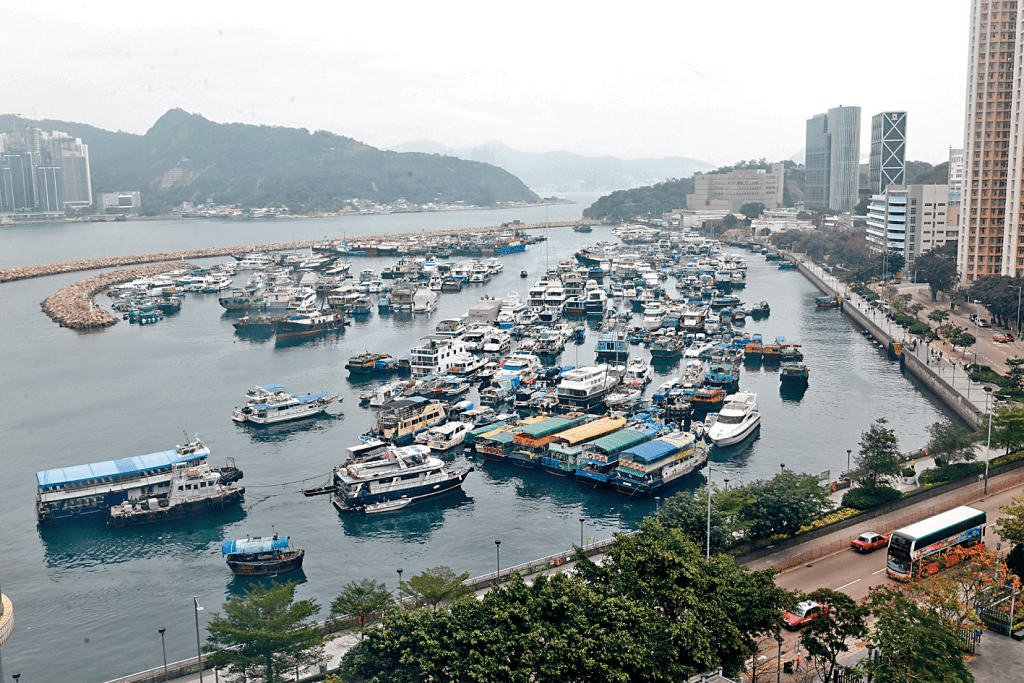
<box><xmin>925</xmin><ymin>422</ymin><xmax>977</xmax><ymax>465</ymax></box>
<box><xmin>399</xmin><ymin>566</ymin><xmax>473</xmax><ymax>610</ymax></box>
<box><xmin>204</xmin><ymin>581</ymin><xmax>324</xmax><ymax>683</ymax></box>
<box><xmin>573</xmin><ymin>519</ymin><xmax>790</xmax><ymax>678</ymax></box>
<box><xmin>928</xmin><ymin>309</ymin><xmax>950</xmax><ymax>324</ymax></box>
<box><xmin>1005</xmin><ymin>357</ymin><xmax>1024</xmax><ymax>397</ymax></box>
<box><xmin>885</xmin><ymin>251</ymin><xmax>906</xmax><ymax>279</ymax></box>
<box><xmin>329</xmin><ymin>578</ymin><xmax>394</xmax><ymax>639</ymax></box>
<box><xmin>738</xmin><ymin>470</ymin><xmax>834</xmax><ymax>539</ymax></box>
<box><xmin>656</xmin><ymin>485</ymin><xmax>731</xmax><ymax>554</ymax></box>
<box><xmin>915</xmin><ymin>248</ymin><xmax>959</xmax><ymax>301</ymax></box>
<box><xmin>951</xmin><ymin>330</ymin><xmax>976</xmax><ymax>354</ymax></box>
<box><xmin>996</xmin><ymin>493</ymin><xmax>1024</xmax><ymax>547</ymax></box>
<box><xmin>854</xmin><ymin>418</ymin><xmax>903</xmax><ymax>488</ymax></box>
<box><xmin>865</xmin><ymin>585</ymin><xmax>973</xmax><ymax>683</ymax></box>
<box><xmin>798</xmin><ymin>587</ymin><xmax>869</xmax><ymax>683</ymax></box>
<box><xmin>992</xmin><ymin>403</ymin><xmax>1024</xmax><ymax>454</ymax></box>
<box><xmin>740</xmin><ymin>202</ymin><xmax>766</xmax><ymax>220</ymax></box>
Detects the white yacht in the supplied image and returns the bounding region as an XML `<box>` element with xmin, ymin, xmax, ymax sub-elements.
<box><xmin>680</xmin><ymin>359</ymin><xmax>706</xmax><ymax>384</ymax></box>
<box><xmin>556</xmin><ymin>365</ymin><xmax>621</xmax><ymax>410</ymax></box>
<box><xmin>232</xmin><ymin>386</ymin><xmax>339</xmax><ymax>425</ymax></box>
<box><xmin>706</xmin><ymin>392</ymin><xmax>760</xmax><ymax>447</ymax></box>
<box><xmin>642</xmin><ymin>304</ymin><xmax>666</xmax><ymax>331</ymax></box>
<box><xmin>623</xmin><ymin>358</ymin><xmax>653</xmax><ymax>387</ymax></box>
<box><xmin>428</xmin><ymin>274</ymin><xmax>444</xmax><ymax>291</ymax></box>
<box><xmin>285</xmin><ymin>287</ymin><xmax>317</xmax><ymax>311</ymax></box>
<box><xmin>495</xmin><ymin>352</ymin><xmax>542</xmax><ymax>382</ymax></box>
<box><xmin>426</xmin><ymin>422</ymin><xmax>473</xmax><ymax>451</ymax></box>
<box><xmin>481</xmin><ymin>330</ymin><xmax>512</xmax><ymax>355</ymax></box>
<box><xmin>412</xmin><ymin>288</ymin><xmax>438</xmax><ymax>313</ymax></box>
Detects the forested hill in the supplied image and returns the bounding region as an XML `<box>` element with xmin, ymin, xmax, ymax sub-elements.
<box><xmin>23</xmin><ymin>110</ymin><xmax>541</xmax><ymax>213</ymax></box>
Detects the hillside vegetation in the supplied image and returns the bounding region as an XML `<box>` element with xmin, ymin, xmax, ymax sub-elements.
<box><xmin>24</xmin><ymin>110</ymin><xmax>540</xmax><ymax>213</ymax></box>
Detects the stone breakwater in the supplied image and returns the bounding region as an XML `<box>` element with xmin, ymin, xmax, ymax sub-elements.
<box><xmin>41</xmin><ymin>262</ymin><xmax>199</xmax><ymax>330</ymax></box>
<box><xmin>0</xmin><ymin>221</ymin><xmax>572</xmax><ymax>285</ymax></box>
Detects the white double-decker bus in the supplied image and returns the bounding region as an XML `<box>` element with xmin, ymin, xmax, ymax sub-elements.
<box><xmin>886</xmin><ymin>505</ymin><xmax>987</xmax><ymax>581</ymax></box>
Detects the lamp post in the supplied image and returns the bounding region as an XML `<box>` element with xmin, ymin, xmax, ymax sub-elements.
<box><xmin>985</xmin><ymin>386</ymin><xmax>994</xmax><ymax>494</ymax></box>
<box><xmin>780</xmin><ymin>463</ymin><xmax>786</xmax><ymax>474</ymax></box>
<box><xmin>494</xmin><ymin>540</ymin><xmax>501</xmax><ymax>576</ymax></box>
<box><xmin>397</xmin><ymin>568</ymin><xmax>403</xmax><ymax>604</ymax></box>
<box><xmin>12</xmin><ymin>674</ymin><xmax>20</xmax><ymax>683</ymax></box>
<box><xmin>579</xmin><ymin>517</ymin><xmax>585</xmax><ymax>548</ymax></box>
<box><xmin>775</xmin><ymin>633</ymin><xmax>784</xmax><ymax>683</ymax></box>
<box><xmin>866</xmin><ymin>644</ymin><xmax>876</xmax><ymax>683</ymax></box>
<box><xmin>158</xmin><ymin>627</ymin><xmax>168</xmax><ymax>682</ymax></box>
<box><xmin>193</xmin><ymin>597</ymin><xmax>204</xmax><ymax>683</ymax></box>
<box><xmin>847</xmin><ymin>449</ymin><xmax>852</xmax><ymax>473</ymax></box>
<box><xmin>973</xmin><ymin>299</ymin><xmax>982</xmax><ymax>366</ymax></box>
<box><xmin>655</xmin><ymin>496</ymin><xmax>661</xmax><ymax>512</ymax></box>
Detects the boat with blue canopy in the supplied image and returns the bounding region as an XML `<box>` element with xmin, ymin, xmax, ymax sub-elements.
<box><xmin>222</xmin><ymin>534</ymin><xmax>305</xmax><ymax>576</ymax></box>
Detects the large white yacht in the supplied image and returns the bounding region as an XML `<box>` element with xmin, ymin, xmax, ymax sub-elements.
<box><xmin>706</xmin><ymin>392</ymin><xmax>760</xmax><ymax>447</ymax></box>
<box><xmin>556</xmin><ymin>365</ymin><xmax>621</xmax><ymax>410</ymax></box>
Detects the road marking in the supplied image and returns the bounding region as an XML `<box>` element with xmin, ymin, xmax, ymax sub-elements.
<box><xmin>873</xmin><ymin>568</ymin><xmax>887</xmax><ymax>575</ymax></box>
<box><xmin>835</xmin><ymin>579</ymin><xmax>862</xmax><ymax>590</ymax></box>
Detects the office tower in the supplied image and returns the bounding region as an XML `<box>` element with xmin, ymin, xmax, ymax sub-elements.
<box><xmin>1</xmin><ymin>147</ymin><xmax>34</xmax><ymax>211</ymax></box>
<box><xmin>869</xmin><ymin>112</ymin><xmax>907</xmax><ymax>193</ymax></box>
<box><xmin>959</xmin><ymin>0</ymin><xmax>1017</xmax><ymax>281</ymax></box>
<box><xmin>805</xmin><ymin>106</ymin><xmax>861</xmax><ymax>213</ymax></box>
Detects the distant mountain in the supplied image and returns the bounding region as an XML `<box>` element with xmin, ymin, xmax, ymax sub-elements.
<box><xmin>17</xmin><ymin>111</ymin><xmax>540</xmax><ymax>213</ymax></box>
<box><xmin>388</xmin><ymin>140</ymin><xmax>715</xmax><ymax>193</ymax></box>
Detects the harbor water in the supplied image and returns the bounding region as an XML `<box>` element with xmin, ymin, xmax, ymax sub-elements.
<box><xmin>0</xmin><ymin>198</ymin><xmax>961</xmax><ymax>681</ymax></box>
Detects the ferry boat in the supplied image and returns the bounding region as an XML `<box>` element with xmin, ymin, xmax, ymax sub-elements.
<box><xmin>232</xmin><ymin>386</ymin><xmax>339</xmax><ymax>424</ymax></box>
<box><xmin>107</xmin><ymin>462</ymin><xmax>244</xmax><ymax>526</ymax></box>
<box><xmin>373</xmin><ymin>397</ymin><xmax>448</xmax><ymax>445</ymax></box>
<box><xmin>706</xmin><ymin>392</ymin><xmax>760</xmax><ymax>447</ymax></box>
<box><xmin>609</xmin><ymin>432</ymin><xmax>708</xmax><ymax>497</ymax></box>
<box><xmin>222</xmin><ymin>535</ymin><xmax>305</xmax><ymax>576</ymax></box>
<box><xmin>556</xmin><ymin>365</ymin><xmax>621</xmax><ymax>410</ymax></box>
<box><xmin>274</xmin><ymin>307</ymin><xmax>345</xmax><ymax>339</ymax></box>
<box><xmin>36</xmin><ymin>436</ymin><xmax>215</xmax><ymax>525</ymax></box>
<box><xmin>330</xmin><ymin>445</ymin><xmax>472</xmax><ymax>512</ymax></box>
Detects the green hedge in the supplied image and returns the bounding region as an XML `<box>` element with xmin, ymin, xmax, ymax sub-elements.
<box><xmin>992</xmin><ymin>449</ymin><xmax>1024</xmax><ymax>467</ymax></box>
<box><xmin>919</xmin><ymin>462</ymin><xmax>986</xmax><ymax>486</ymax></box>
<box><xmin>841</xmin><ymin>486</ymin><xmax>903</xmax><ymax>511</ymax></box>
<box><xmin>908</xmin><ymin>321</ymin><xmax>931</xmax><ymax>336</ymax></box>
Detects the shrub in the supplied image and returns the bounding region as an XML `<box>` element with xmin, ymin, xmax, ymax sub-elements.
<box><xmin>841</xmin><ymin>486</ymin><xmax>903</xmax><ymax>511</ymax></box>
<box><xmin>992</xmin><ymin>449</ymin><xmax>1024</xmax><ymax>467</ymax></box>
<box><xmin>918</xmin><ymin>462</ymin><xmax>986</xmax><ymax>486</ymax></box>
<box><xmin>908</xmin><ymin>321</ymin><xmax>930</xmax><ymax>336</ymax></box>
<box><xmin>901</xmin><ymin>467</ymin><xmax>915</xmax><ymax>478</ymax></box>
<box><xmin>1007</xmin><ymin>545</ymin><xmax>1024</xmax><ymax>582</ymax></box>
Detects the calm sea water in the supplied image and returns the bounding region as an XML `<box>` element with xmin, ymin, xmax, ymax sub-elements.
<box><xmin>0</xmin><ymin>197</ymin><xmax>960</xmax><ymax>681</ymax></box>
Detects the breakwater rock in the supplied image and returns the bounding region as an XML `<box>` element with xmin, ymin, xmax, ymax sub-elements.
<box><xmin>41</xmin><ymin>262</ymin><xmax>199</xmax><ymax>330</ymax></box>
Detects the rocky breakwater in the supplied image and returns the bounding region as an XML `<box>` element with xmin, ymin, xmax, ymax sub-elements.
<box><xmin>41</xmin><ymin>262</ymin><xmax>198</xmax><ymax>330</ymax></box>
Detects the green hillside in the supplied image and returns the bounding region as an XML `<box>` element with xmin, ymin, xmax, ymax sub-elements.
<box><xmin>21</xmin><ymin>110</ymin><xmax>541</xmax><ymax>213</ymax></box>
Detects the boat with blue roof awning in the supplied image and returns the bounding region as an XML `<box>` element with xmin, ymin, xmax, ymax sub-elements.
<box><xmin>222</xmin><ymin>534</ymin><xmax>305</xmax><ymax>576</ymax></box>
<box><xmin>232</xmin><ymin>384</ymin><xmax>340</xmax><ymax>424</ymax></box>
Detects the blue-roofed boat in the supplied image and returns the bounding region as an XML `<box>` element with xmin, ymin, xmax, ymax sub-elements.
<box><xmin>36</xmin><ymin>436</ymin><xmax>213</xmax><ymax>525</ymax></box>
<box><xmin>609</xmin><ymin>432</ymin><xmax>709</xmax><ymax>497</ymax></box>
<box><xmin>107</xmin><ymin>461</ymin><xmax>245</xmax><ymax>527</ymax></box>
<box><xmin>575</xmin><ymin>425</ymin><xmax>661</xmax><ymax>487</ymax></box>
<box><xmin>222</xmin><ymin>534</ymin><xmax>305</xmax><ymax>576</ymax></box>
<box><xmin>232</xmin><ymin>384</ymin><xmax>340</xmax><ymax>424</ymax></box>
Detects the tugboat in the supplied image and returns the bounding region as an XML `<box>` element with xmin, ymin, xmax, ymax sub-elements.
<box><xmin>233</xmin><ymin>315</ymin><xmax>278</xmax><ymax>335</ymax></box>
<box><xmin>275</xmin><ymin>305</ymin><xmax>345</xmax><ymax>340</ymax></box>
<box><xmin>780</xmin><ymin>362</ymin><xmax>810</xmax><ymax>386</ymax></box>
<box><xmin>222</xmin><ymin>534</ymin><xmax>305</xmax><ymax>576</ymax></box>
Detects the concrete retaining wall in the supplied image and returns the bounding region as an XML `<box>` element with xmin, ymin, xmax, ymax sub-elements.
<box><xmin>903</xmin><ymin>348</ymin><xmax>983</xmax><ymax>428</ymax></box>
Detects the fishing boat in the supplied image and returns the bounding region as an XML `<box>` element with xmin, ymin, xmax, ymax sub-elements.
<box><xmin>372</xmin><ymin>398</ymin><xmax>448</xmax><ymax>445</ymax></box>
<box><xmin>705</xmin><ymin>391</ymin><xmax>759</xmax><ymax>446</ymax></box>
<box><xmin>107</xmin><ymin>462</ymin><xmax>244</xmax><ymax>526</ymax></box>
<box><xmin>691</xmin><ymin>385</ymin><xmax>727</xmax><ymax>411</ymax></box>
<box><xmin>330</xmin><ymin>444</ymin><xmax>473</xmax><ymax>512</ymax></box>
<box><xmin>815</xmin><ymin>295</ymin><xmax>840</xmax><ymax>308</ymax></box>
<box><xmin>780</xmin><ymin>362</ymin><xmax>810</xmax><ymax>386</ymax></box>
<box><xmin>762</xmin><ymin>336</ymin><xmax>785</xmax><ymax>363</ymax></box>
<box><xmin>233</xmin><ymin>315</ymin><xmax>278</xmax><ymax>335</ymax></box>
<box><xmin>222</xmin><ymin>535</ymin><xmax>305</xmax><ymax>576</ymax></box>
<box><xmin>650</xmin><ymin>335</ymin><xmax>685</xmax><ymax>359</ymax></box>
<box><xmin>744</xmin><ymin>333</ymin><xmax>764</xmax><ymax>360</ymax></box>
<box><xmin>345</xmin><ymin>352</ymin><xmax>396</xmax><ymax>375</ymax></box>
<box><xmin>274</xmin><ymin>306</ymin><xmax>345</xmax><ymax>339</ymax></box>
<box><xmin>595</xmin><ymin>329</ymin><xmax>629</xmax><ymax>362</ymax></box>
<box><xmin>426</xmin><ymin>421</ymin><xmax>473</xmax><ymax>451</ymax></box>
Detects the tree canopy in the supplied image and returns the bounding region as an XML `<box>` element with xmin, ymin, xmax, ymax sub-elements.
<box><xmin>204</xmin><ymin>581</ymin><xmax>324</xmax><ymax>683</ymax></box>
<box><xmin>399</xmin><ymin>565</ymin><xmax>473</xmax><ymax>610</ymax></box>
<box><xmin>329</xmin><ymin>578</ymin><xmax>394</xmax><ymax>639</ymax></box>
<box><xmin>855</xmin><ymin>418</ymin><xmax>903</xmax><ymax>488</ymax></box>
<box><xmin>799</xmin><ymin>587</ymin><xmax>869</xmax><ymax>683</ymax></box>
<box><xmin>737</xmin><ymin>470</ymin><xmax>834</xmax><ymax>539</ymax></box>
<box><xmin>915</xmin><ymin>244</ymin><xmax>959</xmax><ymax>301</ymax></box>
<box><xmin>656</xmin><ymin>485</ymin><xmax>731</xmax><ymax>554</ymax></box>
<box><xmin>925</xmin><ymin>422</ymin><xmax>977</xmax><ymax>465</ymax></box>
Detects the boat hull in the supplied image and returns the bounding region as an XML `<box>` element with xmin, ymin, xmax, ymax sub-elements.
<box><xmin>108</xmin><ymin>488</ymin><xmax>245</xmax><ymax>527</ymax></box>
<box><xmin>708</xmin><ymin>415</ymin><xmax>761</xmax><ymax>447</ymax></box>
<box><xmin>331</xmin><ymin>467</ymin><xmax>472</xmax><ymax>512</ymax></box>
<box><xmin>227</xmin><ymin>550</ymin><xmax>305</xmax><ymax>576</ymax></box>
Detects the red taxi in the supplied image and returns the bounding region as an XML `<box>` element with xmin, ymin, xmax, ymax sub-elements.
<box><xmin>850</xmin><ymin>532</ymin><xmax>890</xmax><ymax>553</ymax></box>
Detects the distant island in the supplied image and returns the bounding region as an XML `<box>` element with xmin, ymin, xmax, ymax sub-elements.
<box><xmin>18</xmin><ymin>110</ymin><xmax>541</xmax><ymax>215</ymax></box>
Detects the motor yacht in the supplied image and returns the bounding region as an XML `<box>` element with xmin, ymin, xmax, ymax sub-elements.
<box><xmin>706</xmin><ymin>392</ymin><xmax>760</xmax><ymax>447</ymax></box>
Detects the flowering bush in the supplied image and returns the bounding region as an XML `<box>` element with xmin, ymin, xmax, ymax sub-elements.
<box><xmin>797</xmin><ymin>507</ymin><xmax>859</xmax><ymax>534</ymax></box>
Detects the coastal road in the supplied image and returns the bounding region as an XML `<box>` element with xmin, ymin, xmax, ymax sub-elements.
<box><xmin>771</xmin><ymin>485</ymin><xmax>1022</xmax><ymax>658</ymax></box>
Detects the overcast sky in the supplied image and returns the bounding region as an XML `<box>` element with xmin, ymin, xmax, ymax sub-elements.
<box><xmin>7</xmin><ymin>0</ymin><xmax>968</xmax><ymax>166</ymax></box>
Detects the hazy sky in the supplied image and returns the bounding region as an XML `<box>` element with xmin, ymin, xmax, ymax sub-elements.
<box><xmin>8</xmin><ymin>0</ymin><xmax>967</xmax><ymax>166</ymax></box>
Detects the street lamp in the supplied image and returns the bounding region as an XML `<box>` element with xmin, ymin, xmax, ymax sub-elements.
<box><xmin>494</xmin><ymin>540</ymin><xmax>501</xmax><ymax>576</ymax></box>
<box><xmin>775</xmin><ymin>633</ymin><xmax>784</xmax><ymax>683</ymax></box>
<box><xmin>847</xmin><ymin>449</ymin><xmax>852</xmax><ymax>472</ymax></box>
<box><xmin>780</xmin><ymin>463</ymin><xmax>786</xmax><ymax>474</ymax></box>
<box><xmin>158</xmin><ymin>627</ymin><xmax>168</xmax><ymax>682</ymax></box>
<box><xmin>985</xmin><ymin>386</ymin><xmax>994</xmax><ymax>494</ymax></box>
<box><xmin>397</xmin><ymin>568</ymin><xmax>403</xmax><ymax>604</ymax></box>
<box><xmin>655</xmin><ymin>496</ymin><xmax>661</xmax><ymax>512</ymax></box>
<box><xmin>12</xmin><ymin>674</ymin><xmax>20</xmax><ymax>683</ymax></box>
<box><xmin>579</xmin><ymin>517</ymin><xmax>585</xmax><ymax>548</ymax></box>
<box><xmin>193</xmin><ymin>597</ymin><xmax>204</xmax><ymax>683</ymax></box>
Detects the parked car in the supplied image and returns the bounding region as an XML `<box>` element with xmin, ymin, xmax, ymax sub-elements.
<box><xmin>993</xmin><ymin>334</ymin><xmax>1014</xmax><ymax>343</ymax></box>
<box><xmin>851</xmin><ymin>532</ymin><xmax>890</xmax><ymax>553</ymax></box>
<box><xmin>781</xmin><ymin>600</ymin><xmax>829</xmax><ymax>630</ymax></box>
<box><xmin>978</xmin><ymin>318</ymin><xmax>990</xmax><ymax>328</ymax></box>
